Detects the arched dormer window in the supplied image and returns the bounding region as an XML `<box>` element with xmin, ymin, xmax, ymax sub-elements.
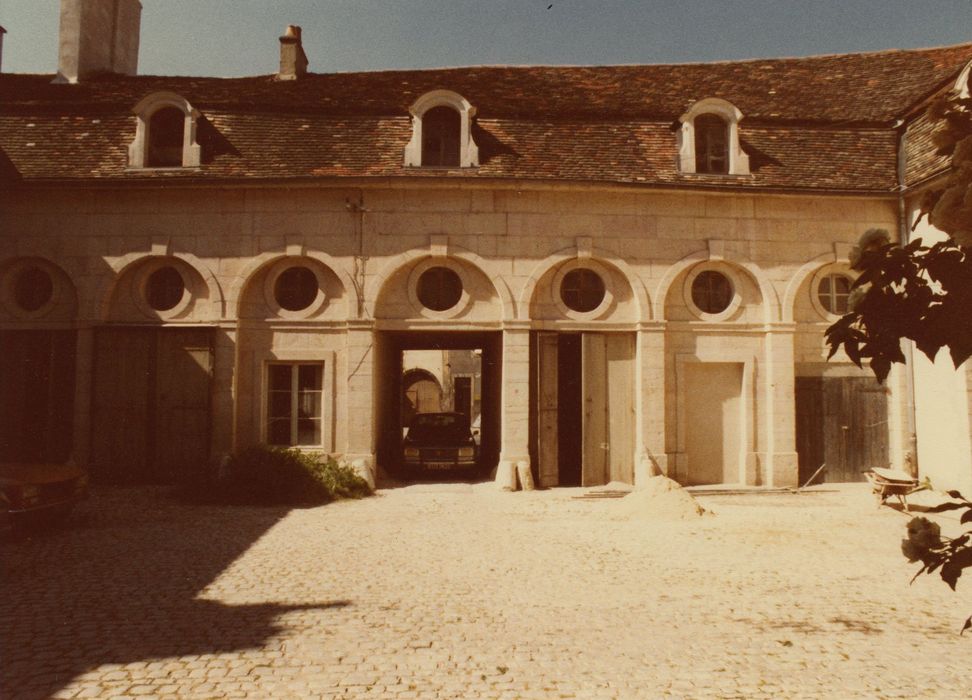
<box><xmin>678</xmin><ymin>98</ymin><xmax>749</xmax><ymax>176</ymax></box>
<box><xmin>404</xmin><ymin>90</ymin><xmax>479</xmax><ymax>168</ymax></box>
<box><xmin>128</xmin><ymin>92</ymin><xmax>202</xmax><ymax>169</ymax></box>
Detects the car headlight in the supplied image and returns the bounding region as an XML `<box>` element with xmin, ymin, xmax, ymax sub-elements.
<box><xmin>458</xmin><ymin>447</ymin><xmax>475</xmax><ymax>459</ymax></box>
<box><xmin>404</xmin><ymin>447</ymin><xmax>419</xmax><ymax>458</ymax></box>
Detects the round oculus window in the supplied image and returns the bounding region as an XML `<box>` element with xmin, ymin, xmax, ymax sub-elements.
<box><xmin>417</xmin><ymin>266</ymin><xmax>463</xmax><ymax>311</ymax></box>
<box><xmin>691</xmin><ymin>270</ymin><xmax>733</xmax><ymax>315</ymax></box>
<box><xmin>13</xmin><ymin>266</ymin><xmax>54</xmax><ymax>312</ymax></box>
<box><xmin>274</xmin><ymin>266</ymin><xmax>319</xmax><ymax>311</ymax></box>
<box><xmin>145</xmin><ymin>266</ymin><xmax>185</xmax><ymax>312</ymax></box>
<box><xmin>817</xmin><ymin>273</ymin><xmax>852</xmax><ymax>315</ymax></box>
<box><xmin>560</xmin><ymin>268</ymin><xmax>606</xmax><ymax>313</ymax></box>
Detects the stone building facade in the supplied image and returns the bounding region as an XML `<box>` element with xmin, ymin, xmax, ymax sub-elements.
<box><xmin>2</xmin><ymin>0</ymin><xmax>971</xmax><ymax>491</ymax></box>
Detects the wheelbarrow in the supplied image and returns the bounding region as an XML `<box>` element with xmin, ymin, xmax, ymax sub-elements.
<box><xmin>864</xmin><ymin>467</ymin><xmax>925</xmax><ymax>511</ymax></box>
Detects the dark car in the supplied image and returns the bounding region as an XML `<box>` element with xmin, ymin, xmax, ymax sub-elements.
<box><xmin>402</xmin><ymin>412</ymin><xmax>478</xmax><ymax>475</ymax></box>
<box><xmin>0</xmin><ymin>463</ymin><xmax>88</xmax><ymax>530</ymax></box>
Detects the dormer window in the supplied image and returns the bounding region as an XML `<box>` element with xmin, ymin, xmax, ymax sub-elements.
<box><xmin>147</xmin><ymin>107</ymin><xmax>186</xmax><ymax>167</ymax></box>
<box><xmin>128</xmin><ymin>92</ymin><xmax>202</xmax><ymax>169</ymax></box>
<box><xmin>422</xmin><ymin>106</ymin><xmax>461</xmax><ymax>167</ymax></box>
<box><xmin>678</xmin><ymin>98</ymin><xmax>749</xmax><ymax>176</ymax></box>
<box><xmin>404</xmin><ymin>90</ymin><xmax>479</xmax><ymax>168</ymax></box>
<box><xmin>694</xmin><ymin>114</ymin><xmax>729</xmax><ymax>174</ymax></box>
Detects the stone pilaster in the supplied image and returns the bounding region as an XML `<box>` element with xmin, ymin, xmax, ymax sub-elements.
<box><xmin>495</xmin><ymin>326</ymin><xmax>531</xmax><ymax>489</ymax></box>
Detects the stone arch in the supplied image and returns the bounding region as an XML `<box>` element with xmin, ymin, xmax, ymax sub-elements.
<box><xmin>96</xmin><ymin>251</ymin><xmax>224</xmax><ymax>322</ymax></box>
<box><xmin>518</xmin><ymin>246</ymin><xmax>650</xmax><ymax>322</ymax></box>
<box><xmin>366</xmin><ymin>244</ymin><xmax>513</xmax><ymax>320</ymax></box>
<box><xmin>228</xmin><ymin>250</ymin><xmax>357</xmax><ymax>319</ymax></box>
<box><xmin>655</xmin><ymin>247</ymin><xmax>779</xmax><ymax>323</ymax></box>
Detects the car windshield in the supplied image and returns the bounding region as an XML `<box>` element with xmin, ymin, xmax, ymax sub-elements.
<box><xmin>406</xmin><ymin>413</ymin><xmax>471</xmax><ymax>442</ymax></box>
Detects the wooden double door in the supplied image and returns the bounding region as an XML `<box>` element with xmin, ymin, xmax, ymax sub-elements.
<box><xmin>91</xmin><ymin>327</ymin><xmax>213</xmax><ymax>483</ymax></box>
<box><xmin>532</xmin><ymin>332</ymin><xmax>635</xmax><ymax>487</ymax></box>
<box><xmin>795</xmin><ymin>376</ymin><xmax>889</xmax><ymax>483</ymax></box>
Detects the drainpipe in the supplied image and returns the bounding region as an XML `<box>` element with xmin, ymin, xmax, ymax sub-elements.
<box><xmin>896</xmin><ymin>120</ymin><xmax>919</xmax><ymax>476</ymax></box>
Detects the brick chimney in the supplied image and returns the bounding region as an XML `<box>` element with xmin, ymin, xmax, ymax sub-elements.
<box><xmin>277</xmin><ymin>25</ymin><xmax>308</xmax><ymax>81</ymax></box>
<box><xmin>54</xmin><ymin>0</ymin><xmax>142</xmax><ymax>84</ymax></box>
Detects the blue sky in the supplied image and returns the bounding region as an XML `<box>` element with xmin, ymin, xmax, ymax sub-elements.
<box><xmin>1</xmin><ymin>0</ymin><xmax>970</xmax><ymax>76</ymax></box>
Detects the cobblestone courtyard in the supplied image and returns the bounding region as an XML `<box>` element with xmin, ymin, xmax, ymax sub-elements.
<box><xmin>3</xmin><ymin>483</ymin><xmax>971</xmax><ymax>699</ymax></box>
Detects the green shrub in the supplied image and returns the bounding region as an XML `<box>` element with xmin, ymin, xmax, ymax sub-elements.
<box><xmin>217</xmin><ymin>446</ymin><xmax>371</xmax><ymax>506</ymax></box>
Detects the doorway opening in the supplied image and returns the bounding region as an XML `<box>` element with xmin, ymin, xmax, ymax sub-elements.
<box><xmin>375</xmin><ymin>331</ymin><xmax>502</xmax><ymax>482</ymax></box>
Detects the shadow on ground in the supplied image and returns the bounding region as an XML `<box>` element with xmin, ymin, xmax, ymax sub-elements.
<box><xmin>0</xmin><ymin>488</ymin><xmax>350</xmax><ymax>700</ymax></box>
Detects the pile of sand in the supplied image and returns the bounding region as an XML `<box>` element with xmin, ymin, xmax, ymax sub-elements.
<box><xmin>615</xmin><ymin>475</ymin><xmax>708</xmax><ymax>520</ymax></box>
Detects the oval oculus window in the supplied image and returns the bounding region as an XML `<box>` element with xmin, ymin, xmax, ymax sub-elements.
<box><xmin>274</xmin><ymin>266</ymin><xmax>319</xmax><ymax>312</ymax></box>
<box><xmin>146</xmin><ymin>266</ymin><xmax>185</xmax><ymax>312</ymax></box>
<box><xmin>560</xmin><ymin>268</ymin><xmax>606</xmax><ymax>313</ymax></box>
<box><xmin>417</xmin><ymin>266</ymin><xmax>463</xmax><ymax>311</ymax></box>
<box><xmin>13</xmin><ymin>266</ymin><xmax>54</xmax><ymax>312</ymax></box>
<box><xmin>691</xmin><ymin>270</ymin><xmax>733</xmax><ymax>315</ymax></box>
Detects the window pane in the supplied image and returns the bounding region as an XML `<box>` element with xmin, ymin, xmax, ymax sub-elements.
<box><xmin>417</xmin><ymin>267</ymin><xmax>463</xmax><ymax>311</ymax></box>
<box><xmin>147</xmin><ymin>107</ymin><xmax>185</xmax><ymax>167</ymax></box>
<box><xmin>298</xmin><ymin>391</ymin><xmax>322</xmax><ymax>419</ymax></box>
<box><xmin>145</xmin><ymin>266</ymin><xmax>185</xmax><ymax>311</ymax></box>
<box><xmin>13</xmin><ymin>266</ymin><xmax>54</xmax><ymax>312</ymax></box>
<box><xmin>274</xmin><ymin>266</ymin><xmax>318</xmax><ymax>311</ymax></box>
<box><xmin>422</xmin><ymin>106</ymin><xmax>461</xmax><ymax>167</ymax></box>
<box><xmin>695</xmin><ymin>114</ymin><xmax>729</xmax><ymax>174</ymax></box>
<box><xmin>297</xmin><ymin>419</ymin><xmax>321</xmax><ymax>446</ymax></box>
<box><xmin>297</xmin><ymin>364</ymin><xmax>322</xmax><ymax>391</ymax></box>
<box><xmin>691</xmin><ymin>271</ymin><xmax>733</xmax><ymax>314</ymax></box>
<box><xmin>560</xmin><ymin>268</ymin><xmax>605</xmax><ymax>313</ymax></box>
<box><xmin>269</xmin><ymin>391</ymin><xmax>291</xmax><ymax>418</ymax></box>
<box><xmin>269</xmin><ymin>365</ymin><xmax>292</xmax><ymax>391</ymax></box>
<box><xmin>268</xmin><ymin>418</ymin><xmax>292</xmax><ymax>446</ymax></box>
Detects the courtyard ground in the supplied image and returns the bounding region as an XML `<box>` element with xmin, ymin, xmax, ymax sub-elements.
<box><xmin>2</xmin><ymin>482</ymin><xmax>970</xmax><ymax>699</ymax></box>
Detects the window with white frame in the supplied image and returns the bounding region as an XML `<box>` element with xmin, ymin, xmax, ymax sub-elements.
<box><xmin>267</xmin><ymin>363</ymin><xmax>324</xmax><ymax>446</ymax></box>
<box><xmin>128</xmin><ymin>91</ymin><xmax>202</xmax><ymax>169</ymax></box>
<box><xmin>404</xmin><ymin>90</ymin><xmax>479</xmax><ymax>167</ymax></box>
<box><xmin>677</xmin><ymin>98</ymin><xmax>749</xmax><ymax>176</ymax></box>
<box><xmin>816</xmin><ymin>273</ymin><xmax>853</xmax><ymax>315</ymax></box>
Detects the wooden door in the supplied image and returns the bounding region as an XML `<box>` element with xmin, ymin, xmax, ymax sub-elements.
<box><xmin>535</xmin><ymin>332</ymin><xmax>559</xmax><ymax>487</ymax></box>
<box><xmin>154</xmin><ymin>328</ymin><xmax>213</xmax><ymax>481</ymax></box>
<box><xmin>0</xmin><ymin>330</ymin><xmax>76</xmax><ymax>463</ymax></box>
<box><xmin>91</xmin><ymin>328</ymin><xmax>153</xmax><ymax>482</ymax></box>
<box><xmin>582</xmin><ymin>333</ymin><xmax>609</xmax><ymax>486</ymax></box>
<box><xmin>606</xmin><ymin>333</ymin><xmax>635</xmax><ymax>484</ymax></box>
<box><xmin>92</xmin><ymin>327</ymin><xmax>213</xmax><ymax>483</ymax></box>
<box><xmin>795</xmin><ymin>376</ymin><xmax>887</xmax><ymax>483</ymax></box>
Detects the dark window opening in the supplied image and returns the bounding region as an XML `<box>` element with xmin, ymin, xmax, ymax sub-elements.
<box><xmin>274</xmin><ymin>266</ymin><xmax>319</xmax><ymax>312</ymax></box>
<box><xmin>560</xmin><ymin>268</ymin><xmax>606</xmax><ymax>313</ymax></box>
<box><xmin>694</xmin><ymin>114</ymin><xmax>729</xmax><ymax>174</ymax></box>
<box><xmin>818</xmin><ymin>273</ymin><xmax>852</xmax><ymax>315</ymax></box>
<box><xmin>146</xmin><ymin>266</ymin><xmax>185</xmax><ymax>311</ymax></box>
<box><xmin>147</xmin><ymin>107</ymin><xmax>185</xmax><ymax>167</ymax></box>
<box><xmin>421</xmin><ymin>106</ymin><xmax>461</xmax><ymax>167</ymax></box>
<box><xmin>691</xmin><ymin>270</ymin><xmax>733</xmax><ymax>314</ymax></box>
<box><xmin>13</xmin><ymin>266</ymin><xmax>54</xmax><ymax>312</ymax></box>
<box><xmin>417</xmin><ymin>267</ymin><xmax>463</xmax><ymax>311</ymax></box>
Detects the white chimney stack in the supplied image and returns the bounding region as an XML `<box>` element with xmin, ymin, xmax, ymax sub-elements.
<box><xmin>277</xmin><ymin>25</ymin><xmax>308</xmax><ymax>81</ymax></box>
<box><xmin>54</xmin><ymin>0</ymin><xmax>142</xmax><ymax>84</ymax></box>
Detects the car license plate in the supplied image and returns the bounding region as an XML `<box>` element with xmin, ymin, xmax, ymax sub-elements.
<box><xmin>425</xmin><ymin>462</ymin><xmax>452</xmax><ymax>470</ymax></box>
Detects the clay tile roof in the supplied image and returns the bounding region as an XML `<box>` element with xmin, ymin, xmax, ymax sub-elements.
<box><xmin>1</xmin><ymin>42</ymin><xmax>969</xmax><ymax>189</ymax></box>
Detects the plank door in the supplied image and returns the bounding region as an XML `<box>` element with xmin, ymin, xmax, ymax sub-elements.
<box><xmin>605</xmin><ymin>333</ymin><xmax>635</xmax><ymax>484</ymax></box>
<box><xmin>535</xmin><ymin>332</ymin><xmax>559</xmax><ymax>487</ymax></box>
<box><xmin>582</xmin><ymin>333</ymin><xmax>609</xmax><ymax>486</ymax></box>
<box><xmin>154</xmin><ymin>328</ymin><xmax>213</xmax><ymax>481</ymax></box>
<box><xmin>91</xmin><ymin>328</ymin><xmax>153</xmax><ymax>482</ymax></box>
